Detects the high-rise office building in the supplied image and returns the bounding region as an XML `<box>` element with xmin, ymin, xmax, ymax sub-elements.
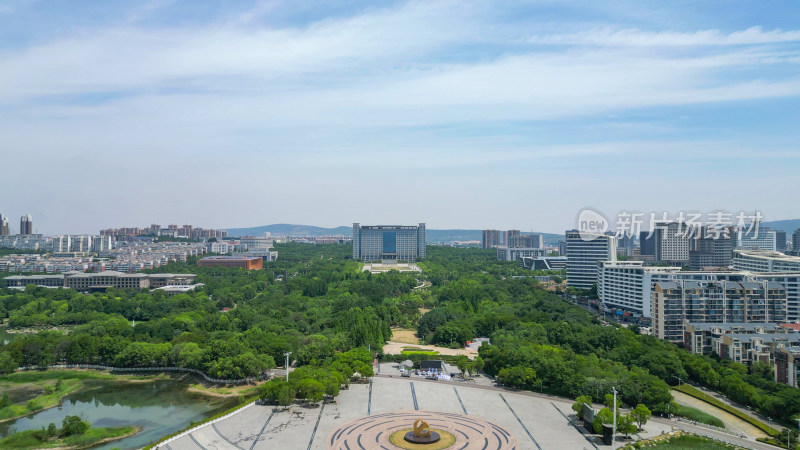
<box><xmin>639</xmin><ymin>231</ymin><xmax>656</xmax><ymax>257</ymax></box>
<box><xmin>688</xmin><ymin>226</ymin><xmax>734</xmax><ymax>270</ymax></box>
<box><xmin>352</xmin><ymin>223</ymin><xmax>426</xmax><ymax>262</ymax></box>
<box><xmin>776</xmin><ymin>230</ymin><xmax>787</xmax><ymax>252</ymax></box>
<box><xmin>19</xmin><ymin>215</ymin><xmax>33</xmax><ymax>235</ymax></box>
<box><xmin>737</xmin><ymin>226</ymin><xmax>777</xmax><ymax>251</ymax></box>
<box><xmin>653</xmin><ymin>221</ymin><xmax>690</xmax><ymax>263</ymax></box>
<box><xmin>565</xmin><ymin>230</ymin><xmax>617</xmax><ymax>290</ymax></box>
<box><xmin>617</xmin><ymin>232</ymin><xmax>636</xmax><ymax>257</ymax></box>
<box><xmin>481</xmin><ymin>229</ymin><xmax>502</xmax><ymax>250</ymax></box>
<box><xmin>0</xmin><ymin>214</ymin><xmax>9</xmax><ymax>235</ymax></box>
<box><xmin>792</xmin><ymin>229</ymin><xmax>800</xmax><ymax>252</ymax></box>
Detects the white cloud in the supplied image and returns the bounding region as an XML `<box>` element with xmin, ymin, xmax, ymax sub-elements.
<box><xmin>1</xmin><ymin>2</ymin><xmax>800</xmax><ymax>232</ymax></box>
<box><xmin>528</xmin><ymin>26</ymin><xmax>800</xmax><ymax>47</ymax></box>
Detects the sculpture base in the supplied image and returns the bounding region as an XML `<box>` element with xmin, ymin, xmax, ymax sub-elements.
<box><xmin>404</xmin><ymin>430</ymin><xmax>441</xmax><ymax>444</ymax></box>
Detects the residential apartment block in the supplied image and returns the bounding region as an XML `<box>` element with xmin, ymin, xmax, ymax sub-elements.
<box><xmin>652</xmin><ymin>280</ymin><xmax>787</xmax><ymax>342</ymax></box>
<box><xmin>684</xmin><ymin>322</ymin><xmax>791</xmax><ymax>355</ymax></box>
<box><xmin>19</xmin><ymin>215</ymin><xmax>33</xmax><ymax>235</ymax></box>
<box><xmin>775</xmin><ymin>347</ymin><xmax>800</xmax><ymax>387</ymax></box>
<box><xmin>0</xmin><ymin>214</ymin><xmax>8</xmax><ymax>236</ymax></box>
<box><xmin>481</xmin><ymin>229</ymin><xmax>503</xmax><ymax>249</ymax></box>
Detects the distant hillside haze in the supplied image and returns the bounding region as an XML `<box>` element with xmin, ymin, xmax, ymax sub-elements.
<box><xmin>763</xmin><ymin>219</ymin><xmax>800</xmax><ymax>235</ymax></box>
<box><xmin>224</xmin><ymin>224</ymin><xmax>564</xmax><ymax>244</ymax></box>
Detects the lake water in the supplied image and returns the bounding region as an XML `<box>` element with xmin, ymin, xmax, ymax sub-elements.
<box><xmin>0</xmin><ymin>378</ymin><xmax>239</xmax><ymax>449</ymax></box>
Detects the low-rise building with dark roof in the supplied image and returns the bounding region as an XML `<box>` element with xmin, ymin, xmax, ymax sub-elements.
<box><xmin>198</xmin><ymin>255</ymin><xmax>263</xmax><ymax>270</ymax></box>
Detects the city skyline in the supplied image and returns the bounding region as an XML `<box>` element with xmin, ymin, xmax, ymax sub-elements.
<box><xmin>2</xmin><ymin>1</ymin><xmax>800</xmax><ymax>234</ymax></box>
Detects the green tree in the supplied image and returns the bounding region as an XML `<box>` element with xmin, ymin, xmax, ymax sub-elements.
<box><xmin>62</xmin><ymin>415</ymin><xmax>89</xmax><ymax>436</ymax></box>
<box><xmin>454</xmin><ymin>355</ymin><xmax>469</xmax><ymax>379</ymax></box>
<box><xmin>259</xmin><ymin>380</ymin><xmax>286</xmax><ymax>403</ymax></box>
<box><xmin>325</xmin><ymin>379</ymin><xmax>340</xmax><ymax>400</ymax></box>
<box><xmin>277</xmin><ymin>384</ymin><xmax>296</xmax><ymax>408</ymax></box>
<box><xmin>0</xmin><ymin>352</ymin><xmax>16</xmax><ymax>374</ymax></box>
<box><xmin>0</xmin><ymin>391</ymin><xmax>9</xmax><ymax>408</ymax></box>
<box><xmin>572</xmin><ymin>395</ymin><xmax>592</xmax><ymax>417</ymax></box>
<box><xmin>630</xmin><ymin>404</ymin><xmax>651</xmax><ymax>430</ymax></box>
<box><xmin>47</xmin><ymin>422</ymin><xmax>58</xmax><ymax>437</ymax></box>
<box><xmin>617</xmin><ymin>413</ymin><xmax>638</xmax><ymax>437</ymax></box>
<box><xmin>497</xmin><ymin>366</ymin><xmax>538</xmax><ymax>389</ymax></box>
<box><xmin>593</xmin><ymin>407</ymin><xmax>614</xmax><ymax>434</ymax></box>
<box><xmin>297</xmin><ymin>379</ymin><xmax>325</xmax><ymax>405</ymax></box>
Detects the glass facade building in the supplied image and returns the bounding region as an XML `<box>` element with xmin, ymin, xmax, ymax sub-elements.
<box><xmin>352</xmin><ymin>223</ymin><xmax>426</xmax><ymax>261</ymax></box>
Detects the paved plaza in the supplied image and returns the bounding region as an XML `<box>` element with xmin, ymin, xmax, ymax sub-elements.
<box><xmin>161</xmin><ymin>364</ymin><xmax>773</xmax><ymax>449</ymax></box>
<box><xmin>161</xmin><ymin>374</ymin><xmax>609</xmax><ymax>450</ymax></box>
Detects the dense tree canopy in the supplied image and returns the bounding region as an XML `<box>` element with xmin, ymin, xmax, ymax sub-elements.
<box><xmin>1</xmin><ymin>244</ymin><xmax>798</xmax><ymax>426</ymax></box>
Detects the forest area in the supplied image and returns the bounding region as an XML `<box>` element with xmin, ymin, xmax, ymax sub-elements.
<box><xmin>1</xmin><ymin>243</ymin><xmax>799</xmax><ymax>426</ymax></box>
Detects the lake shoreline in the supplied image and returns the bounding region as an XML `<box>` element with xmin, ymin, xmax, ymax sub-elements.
<box><xmin>0</xmin><ymin>370</ymin><xmax>230</xmax><ymax>424</ymax></box>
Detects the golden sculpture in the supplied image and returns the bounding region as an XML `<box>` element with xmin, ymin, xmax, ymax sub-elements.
<box><xmin>413</xmin><ymin>418</ymin><xmax>431</xmax><ymax>438</ymax></box>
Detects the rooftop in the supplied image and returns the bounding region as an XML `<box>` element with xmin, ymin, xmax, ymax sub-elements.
<box><xmin>687</xmin><ymin>322</ymin><xmax>787</xmax><ymax>332</ymax></box>
<box><xmin>734</xmin><ymin>249</ymin><xmax>800</xmax><ymax>262</ymax></box>
<box><xmin>200</xmin><ymin>255</ymin><xmax>261</xmax><ymax>261</ymax></box>
<box><xmin>724</xmin><ymin>333</ymin><xmax>800</xmax><ymax>343</ymax></box>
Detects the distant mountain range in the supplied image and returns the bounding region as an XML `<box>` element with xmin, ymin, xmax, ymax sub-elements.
<box><xmin>763</xmin><ymin>220</ymin><xmax>800</xmax><ymax>235</ymax></box>
<box><xmin>224</xmin><ymin>224</ymin><xmax>564</xmax><ymax>245</ymax></box>
<box><xmin>225</xmin><ymin>220</ymin><xmax>800</xmax><ymax>245</ymax></box>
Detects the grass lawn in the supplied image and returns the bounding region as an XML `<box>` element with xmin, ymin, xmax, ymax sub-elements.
<box><xmin>401</xmin><ymin>350</ymin><xmax>439</xmax><ymax>356</ymax></box>
<box><xmin>391</xmin><ymin>328</ymin><xmax>421</xmax><ymax>345</ymax></box>
<box><xmin>673</xmin><ymin>385</ymin><xmax>778</xmax><ymax>436</ymax></box>
<box><xmin>1</xmin><ymin>370</ymin><xmax>159</xmax><ymax>383</ymax></box>
<box><xmin>677</xmin><ymin>405</ymin><xmax>726</xmax><ymax>428</ymax></box>
<box><xmin>631</xmin><ymin>433</ymin><xmax>746</xmax><ymax>449</ymax></box>
<box><xmin>188</xmin><ymin>380</ymin><xmax>259</xmax><ymax>397</ymax></box>
<box><xmin>0</xmin><ymin>378</ymin><xmax>82</xmax><ymax>421</ymax></box>
<box><xmin>0</xmin><ymin>426</ymin><xmax>138</xmax><ymax>449</ymax></box>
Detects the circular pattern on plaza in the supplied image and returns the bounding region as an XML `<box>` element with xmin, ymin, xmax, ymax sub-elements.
<box><xmin>327</xmin><ymin>410</ymin><xmax>520</xmax><ymax>450</ymax></box>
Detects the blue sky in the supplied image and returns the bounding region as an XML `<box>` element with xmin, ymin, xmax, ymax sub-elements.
<box><xmin>1</xmin><ymin>1</ymin><xmax>800</xmax><ymax>234</ymax></box>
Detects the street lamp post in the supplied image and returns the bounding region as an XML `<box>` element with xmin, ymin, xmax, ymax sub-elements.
<box><xmin>612</xmin><ymin>387</ymin><xmax>617</xmax><ymax>446</ymax></box>
<box><xmin>284</xmin><ymin>352</ymin><xmax>292</xmax><ymax>382</ymax></box>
